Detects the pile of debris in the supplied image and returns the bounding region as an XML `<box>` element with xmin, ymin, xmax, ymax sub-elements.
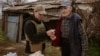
<box><xmin>77</xmin><ymin>0</ymin><xmax>100</xmax><ymax>45</ymax></box>
<box><xmin>92</xmin><ymin>1</ymin><xmax>100</xmax><ymax>38</ymax></box>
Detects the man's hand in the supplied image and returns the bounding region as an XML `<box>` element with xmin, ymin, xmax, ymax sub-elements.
<box><xmin>50</xmin><ymin>35</ymin><xmax>56</xmax><ymax>40</ymax></box>
<box><xmin>46</xmin><ymin>29</ymin><xmax>56</xmax><ymax>40</ymax></box>
<box><xmin>46</xmin><ymin>29</ymin><xmax>55</xmax><ymax>36</ymax></box>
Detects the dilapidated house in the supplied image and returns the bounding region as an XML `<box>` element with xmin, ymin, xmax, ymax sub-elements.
<box><xmin>2</xmin><ymin>0</ymin><xmax>60</xmax><ymax>42</ymax></box>
<box><xmin>2</xmin><ymin>0</ymin><xmax>100</xmax><ymax>43</ymax></box>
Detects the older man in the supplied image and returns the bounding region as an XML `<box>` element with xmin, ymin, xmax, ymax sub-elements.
<box><xmin>51</xmin><ymin>1</ymin><xmax>88</xmax><ymax>56</ymax></box>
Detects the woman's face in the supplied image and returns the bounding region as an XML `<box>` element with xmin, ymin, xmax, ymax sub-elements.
<box><xmin>60</xmin><ymin>6</ymin><xmax>72</xmax><ymax>17</ymax></box>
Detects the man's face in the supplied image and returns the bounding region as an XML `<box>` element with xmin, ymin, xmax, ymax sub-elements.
<box><xmin>60</xmin><ymin>6</ymin><xmax>72</xmax><ymax>17</ymax></box>
<box><xmin>34</xmin><ymin>12</ymin><xmax>45</xmax><ymax>20</ymax></box>
<box><xmin>38</xmin><ymin>13</ymin><xmax>45</xmax><ymax>20</ymax></box>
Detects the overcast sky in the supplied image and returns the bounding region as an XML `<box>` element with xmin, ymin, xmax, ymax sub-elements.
<box><xmin>26</xmin><ymin>0</ymin><xmax>37</xmax><ymax>3</ymax></box>
<box><xmin>0</xmin><ymin>0</ymin><xmax>38</xmax><ymax>19</ymax></box>
<box><xmin>0</xmin><ymin>0</ymin><xmax>38</xmax><ymax>3</ymax></box>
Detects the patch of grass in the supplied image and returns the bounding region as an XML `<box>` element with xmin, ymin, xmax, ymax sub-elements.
<box><xmin>45</xmin><ymin>42</ymin><xmax>100</xmax><ymax>56</ymax></box>
<box><xmin>0</xmin><ymin>28</ymin><xmax>9</xmax><ymax>41</ymax></box>
<box><xmin>88</xmin><ymin>43</ymin><xmax>100</xmax><ymax>56</ymax></box>
<box><xmin>45</xmin><ymin>42</ymin><xmax>61</xmax><ymax>56</ymax></box>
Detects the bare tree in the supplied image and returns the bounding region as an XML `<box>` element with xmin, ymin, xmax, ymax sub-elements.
<box><xmin>1</xmin><ymin>0</ymin><xmax>27</xmax><ymax>7</ymax></box>
<box><xmin>15</xmin><ymin>0</ymin><xmax>27</xmax><ymax>4</ymax></box>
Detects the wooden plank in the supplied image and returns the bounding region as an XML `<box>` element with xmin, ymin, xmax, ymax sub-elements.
<box><xmin>2</xmin><ymin>12</ymin><xmax>5</xmax><ymax>34</ymax></box>
<box><xmin>4</xmin><ymin>12</ymin><xmax>8</xmax><ymax>36</ymax></box>
<box><xmin>1</xmin><ymin>12</ymin><xmax>5</xmax><ymax>36</ymax></box>
<box><xmin>17</xmin><ymin>14</ymin><xmax>23</xmax><ymax>42</ymax></box>
<box><xmin>76</xmin><ymin>0</ymin><xmax>96</xmax><ymax>3</ymax></box>
<box><xmin>1</xmin><ymin>12</ymin><xmax>4</xmax><ymax>30</ymax></box>
<box><xmin>8</xmin><ymin>5</ymin><xmax>30</xmax><ymax>11</ymax></box>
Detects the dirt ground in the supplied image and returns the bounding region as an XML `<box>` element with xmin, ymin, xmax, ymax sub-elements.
<box><xmin>0</xmin><ymin>40</ymin><xmax>61</xmax><ymax>56</ymax></box>
<box><xmin>0</xmin><ymin>40</ymin><xmax>26</xmax><ymax>56</ymax></box>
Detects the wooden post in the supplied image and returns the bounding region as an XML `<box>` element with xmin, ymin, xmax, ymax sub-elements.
<box><xmin>17</xmin><ymin>14</ymin><xmax>23</xmax><ymax>42</ymax></box>
<box><xmin>4</xmin><ymin>12</ymin><xmax>8</xmax><ymax>36</ymax></box>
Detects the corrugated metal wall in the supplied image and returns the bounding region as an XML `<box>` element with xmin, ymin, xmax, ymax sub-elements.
<box><xmin>7</xmin><ymin>16</ymin><xmax>19</xmax><ymax>42</ymax></box>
